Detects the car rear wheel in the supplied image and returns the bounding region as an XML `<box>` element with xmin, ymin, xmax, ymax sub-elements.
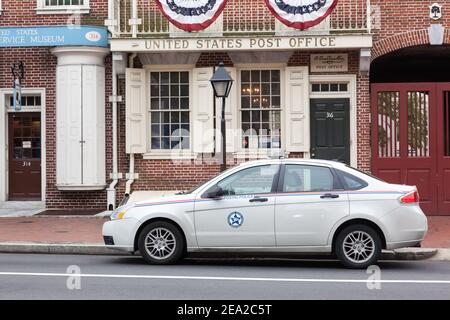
<box><xmin>335</xmin><ymin>224</ymin><xmax>382</xmax><ymax>269</ymax></box>
<box><xmin>138</xmin><ymin>221</ymin><xmax>185</xmax><ymax>265</ymax></box>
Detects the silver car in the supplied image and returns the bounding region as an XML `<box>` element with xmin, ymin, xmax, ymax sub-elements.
<box><xmin>103</xmin><ymin>159</ymin><xmax>428</xmax><ymax>268</ymax></box>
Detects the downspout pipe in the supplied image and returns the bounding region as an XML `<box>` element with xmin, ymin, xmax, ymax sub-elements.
<box><xmin>106</xmin><ymin>54</ymin><xmax>119</xmax><ymax>211</ymax></box>
<box><xmin>124</xmin><ymin>53</ymin><xmax>138</xmax><ymax>200</ymax></box>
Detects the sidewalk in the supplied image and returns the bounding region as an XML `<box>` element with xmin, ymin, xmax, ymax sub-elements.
<box><xmin>0</xmin><ymin>215</ymin><xmax>448</xmax><ymax>259</ymax></box>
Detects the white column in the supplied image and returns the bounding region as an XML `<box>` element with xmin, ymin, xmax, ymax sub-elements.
<box><xmin>52</xmin><ymin>47</ymin><xmax>109</xmax><ymax>191</ymax></box>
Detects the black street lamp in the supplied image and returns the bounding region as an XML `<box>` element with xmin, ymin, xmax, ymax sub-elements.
<box><xmin>210</xmin><ymin>62</ymin><xmax>234</xmax><ymax>171</ymax></box>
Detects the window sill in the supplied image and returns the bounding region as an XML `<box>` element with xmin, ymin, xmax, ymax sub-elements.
<box><xmin>143</xmin><ymin>151</ymin><xmax>197</xmax><ymax>160</ymax></box>
<box><xmin>234</xmin><ymin>149</ymin><xmax>285</xmax><ymax>159</ymax></box>
<box><xmin>35</xmin><ymin>7</ymin><xmax>90</xmax><ymax>15</ymax></box>
<box><xmin>56</xmin><ymin>184</ymin><xmax>106</xmax><ymax>191</ymax></box>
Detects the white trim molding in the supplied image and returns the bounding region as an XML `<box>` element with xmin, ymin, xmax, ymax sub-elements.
<box><xmin>0</xmin><ymin>88</ymin><xmax>47</xmax><ymax>203</ymax></box>
<box><xmin>36</xmin><ymin>0</ymin><xmax>90</xmax><ymax>15</ymax></box>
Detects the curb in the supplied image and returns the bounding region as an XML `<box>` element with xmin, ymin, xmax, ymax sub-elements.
<box><xmin>381</xmin><ymin>248</ymin><xmax>439</xmax><ymax>261</ymax></box>
<box><xmin>429</xmin><ymin>248</ymin><xmax>450</xmax><ymax>261</ymax></box>
<box><xmin>0</xmin><ymin>243</ymin><xmax>445</xmax><ymax>260</ymax></box>
<box><xmin>0</xmin><ymin>243</ymin><xmax>130</xmax><ymax>256</ymax></box>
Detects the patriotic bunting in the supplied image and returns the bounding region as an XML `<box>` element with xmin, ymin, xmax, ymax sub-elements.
<box><xmin>155</xmin><ymin>0</ymin><xmax>228</xmax><ymax>32</ymax></box>
<box><xmin>265</xmin><ymin>0</ymin><xmax>339</xmax><ymax>30</ymax></box>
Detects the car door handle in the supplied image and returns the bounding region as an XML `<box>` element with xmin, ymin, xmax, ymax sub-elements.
<box><xmin>320</xmin><ymin>193</ymin><xmax>340</xmax><ymax>199</ymax></box>
<box><xmin>249</xmin><ymin>197</ymin><xmax>269</xmax><ymax>203</ymax></box>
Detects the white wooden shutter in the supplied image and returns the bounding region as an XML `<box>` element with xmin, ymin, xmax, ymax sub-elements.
<box><xmin>82</xmin><ymin>65</ymin><xmax>106</xmax><ymax>186</ymax></box>
<box><xmin>215</xmin><ymin>67</ymin><xmax>238</xmax><ymax>153</ymax></box>
<box><xmin>56</xmin><ymin>65</ymin><xmax>82</xmax><ymax>186</ymax></box>
<box><xmin>285</xmin><ymin>66</ymin><xmax>310</xmax><ymax>153</ymax></box>
<box><xmin>192</xmin><ymin>67</ymin><xmax>215</xmax><ymax>154</ymax></box>
<box><xmin>126</xmin><ymin>68</ymin><xmax>147</xmax><ymax>154</ymax></box>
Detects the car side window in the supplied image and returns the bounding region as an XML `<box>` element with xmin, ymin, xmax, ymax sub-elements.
<box><xmin>336</xmin><ymin>169</ymin><xmax>368</xmax><ymax>190</ymax></box>
<box><xmin>282</xmin><ymin>165</ymin><xmax>335</xmax><ymax>193</ymax></box>
<box><xmin>217</xmin><ymin>165</ymin><xmax>279</xmax><ymax>195</ymax></box>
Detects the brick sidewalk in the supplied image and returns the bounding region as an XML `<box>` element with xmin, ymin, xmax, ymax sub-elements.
<box><xmin>0</xmin><ymin>216</ymin><xmax>448</xmax><ymax>248</ymax></box>
<box><xmin>0</xmin><ymin>217</ymin><xmax>106</xmax><ymax>244</ymax></box>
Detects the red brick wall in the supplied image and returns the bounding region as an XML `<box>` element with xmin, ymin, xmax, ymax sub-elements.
<box><xmin>0</xmin><ymin>0</ymin><xmax>111</xmax><ymax>209</ymax></box>
<box><xmin>371</xmin><ymin>0</ymin><xmax>450</xmax><ymax>59</ymax></box>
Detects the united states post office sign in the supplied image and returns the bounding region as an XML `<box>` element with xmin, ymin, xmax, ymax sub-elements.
<box><xmin>0</xmin><ymin>26</ymin><xmax>108</xmax><ymax>48</ymax></box>
<box><xmin>310</xmin><ymin>54</ymin><xmax>348</xmax><ymax>73</ymax></box>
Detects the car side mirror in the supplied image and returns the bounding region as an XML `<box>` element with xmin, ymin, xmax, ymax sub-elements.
<box><xmin>204</xmin><ymin>185</ymin><xmax>224</xmax><ymax>199</ymax></box>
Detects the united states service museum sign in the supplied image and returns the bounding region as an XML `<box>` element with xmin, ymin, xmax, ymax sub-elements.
<box><xmin>110</xmin><ymin>35</ymin><xmax>372</xmax><ymax>52</ymax></box>
<box><xmin>0</xmin><ymin>26</ymin><xmax>109</xmax><ymax>48</ymax></box>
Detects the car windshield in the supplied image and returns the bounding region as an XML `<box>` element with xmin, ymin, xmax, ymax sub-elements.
<box><xmin>176</xmin><ymin>166</ymin><xmax>238</xmax><ymax>195</ymax></box>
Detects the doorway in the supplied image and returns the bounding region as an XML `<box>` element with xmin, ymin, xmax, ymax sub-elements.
<box><xmin>8</xmin><ymin>112</ymin><xmax>42</xmax><ymax>200</ymax></box>
<box><xmin>310</xmin><ymin>98</ymin><xmax>351</xmax><ymax>165</ymax></box>
<box><xmin>371</xmin><ymin>83</ymin><xmax>450</xmax><ymax>215</ymax></box>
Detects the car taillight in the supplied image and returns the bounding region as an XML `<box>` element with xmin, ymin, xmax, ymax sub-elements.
<box><xmin>400</xmin><ymin>191</ymin><xmax>419</xmax><ymax>203</ymax></box>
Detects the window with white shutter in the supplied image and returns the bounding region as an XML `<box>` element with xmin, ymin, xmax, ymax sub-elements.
<box><xmin>56</xmin><ymin>64</ymin><xmax>106</xmax><ymax>190</ymax></box>
<box><xmin>126</xmin><ymin>68</ymin><xmax>147</xmax><ymax>154</ymax></box>
<box><xmin>192</xmin><ymin>67</ymin><xmax>215</xmax><ymax>154</ymax></box>
<box><xmin>285</xmin><ymin>66</ymin><xmax>310</xmax><ymax>153</ymax></box>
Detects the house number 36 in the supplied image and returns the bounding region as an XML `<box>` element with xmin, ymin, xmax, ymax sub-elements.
<box><xmin>327</xmin><ymin>112</ymin><xmax>334</xmax><ymax>119</ymax></box>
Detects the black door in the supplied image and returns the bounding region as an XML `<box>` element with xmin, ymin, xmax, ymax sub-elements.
<box><xmin>310</xmin><ymin>98</ymin><xmax>350</xmax><ymax>165</ymax></box>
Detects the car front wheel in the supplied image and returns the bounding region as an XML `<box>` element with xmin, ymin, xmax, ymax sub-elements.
<box><xmin>335</xmin><ymin>224</ymin><xmax>382</xmax><ymax>269</ymax></box>
<box><xmin>138</xmin><ymin>221</ymin><xmax>185</xmax><ymax>265</ymax></box>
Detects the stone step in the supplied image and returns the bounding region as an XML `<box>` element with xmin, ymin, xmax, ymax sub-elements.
<box><xmin>0</xmin><ymin>201</ymin><xmax>45</xmax><ymax>210</ymax></box>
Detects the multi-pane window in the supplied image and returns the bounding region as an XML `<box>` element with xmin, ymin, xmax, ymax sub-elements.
<box><xmin>311</xmin><ymin>83</ymin><xmax>348</xmax><ymax>93</ymax></box>
<box><xmin>150</xmin><ymin>72</ymin><xmax>190</xmax><ymax>150</ymax></box>
<box><xmin>12</xmin><ymin>114</ymin><xmax>41</xmax><ymax>160</ymax></box>
<box><xmin>44</xmin><ymin>0</ymin><xmax>85</xmax><ymax>6</ymax></box>
<box><xmin>9</xmin><ymin>95</ymin><xmax>42</xmax><ymax>108</ymax></box>
<box><xmin>241</xmin><ymin>70</ymin><xmax>281</xmax><ymax>149</ymax></box>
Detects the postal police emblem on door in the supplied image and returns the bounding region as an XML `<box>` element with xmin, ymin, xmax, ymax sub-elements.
<box><xmin>228</xmin><ymin>212</ymin><xmax>244</xmax><ymax>228</ymax></box>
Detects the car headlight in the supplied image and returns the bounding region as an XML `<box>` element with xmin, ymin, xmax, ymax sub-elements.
<box><xmin>111</xmin><ymin>204</ymin><xmax>134</xmax><ymax>220</ymax></box>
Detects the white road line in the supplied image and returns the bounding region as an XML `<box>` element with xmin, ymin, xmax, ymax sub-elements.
<box><xmin>0</xmin><ymin>272</ymin><xmax>449</xmax><ymax>285</ymax></box>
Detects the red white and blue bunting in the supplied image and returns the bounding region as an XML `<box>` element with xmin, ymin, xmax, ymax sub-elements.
<box><xmin>155</xmin><ymin>0</ymin><xmax>228</xmax><ymax>32</ymax></box>
<box><xmin>265</xmin><ymin>0</ymin><xmax>339</xmax><ymax>30</ymax></box>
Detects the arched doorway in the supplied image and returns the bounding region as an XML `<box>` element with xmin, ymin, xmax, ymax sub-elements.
<box><xmin>371</xmin><ymin>45</ymin><xmax>450</xmax><ymax>216</ymax></box>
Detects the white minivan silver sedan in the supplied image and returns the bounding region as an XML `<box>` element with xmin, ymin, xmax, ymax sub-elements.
<box><xmin>103</xmin><ymin>159</ymin><xmax>428</xmax><ymax>268</ymax></box>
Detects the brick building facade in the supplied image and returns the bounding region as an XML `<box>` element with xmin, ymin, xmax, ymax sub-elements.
<box><xmin>1</xmin><ymin>0</ymin><xmax>449</xmax><ymax>215</ymax></box>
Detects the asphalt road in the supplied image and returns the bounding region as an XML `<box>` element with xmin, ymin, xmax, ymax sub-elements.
<box><xmin>0</xmin><ymin>253</ymin><xmax>449</xmax><ymax>300</ymax></box>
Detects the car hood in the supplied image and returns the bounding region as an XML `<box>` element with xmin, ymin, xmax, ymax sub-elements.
<box><xmin>133</xmin><ymin>193</ymin><xmax>197</xmax><ymax>207</ymax></box>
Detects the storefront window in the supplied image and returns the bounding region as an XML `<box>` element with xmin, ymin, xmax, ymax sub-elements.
<box><xmin>241</xmin><ymin>70</ymin><xmax>281</xmax><ymax>149</ymax></box>
<box><xmin>150</xmin><ymin>71</ymin><xmax>190</xmax><ymax>150</ymax></box>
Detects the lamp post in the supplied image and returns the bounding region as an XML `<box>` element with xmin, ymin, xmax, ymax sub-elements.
<box><xmin>210</xmin><ymin>62</ymin><xmax>234</xmax><ymax>172</ymax></box>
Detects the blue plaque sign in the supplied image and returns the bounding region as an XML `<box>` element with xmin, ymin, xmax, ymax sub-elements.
<box><xmin>0</xmin><ymin>26</ymin><xmax>108</xmax><ymax>48</ymax></box>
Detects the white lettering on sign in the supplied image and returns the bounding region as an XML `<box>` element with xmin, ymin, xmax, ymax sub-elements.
<box><xmin>311</xmin><ymin>54</ymin><xmax>349</xmax><ymax>73</ymax></box>
<box><xmin>142</xmin><ymin>36</ymin><xmax>338</xmax><ymax>51</ymax></box>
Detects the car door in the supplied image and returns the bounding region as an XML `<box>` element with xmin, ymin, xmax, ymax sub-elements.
<box><xmin>275</xmin><ymin>164</ymin><xmax>349</xmax><ymax>246</ymax></box>
<box><xmin>194</xmin><ymin>164</ymin><xmax>280</xmax><ymax>247</ymax></box>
